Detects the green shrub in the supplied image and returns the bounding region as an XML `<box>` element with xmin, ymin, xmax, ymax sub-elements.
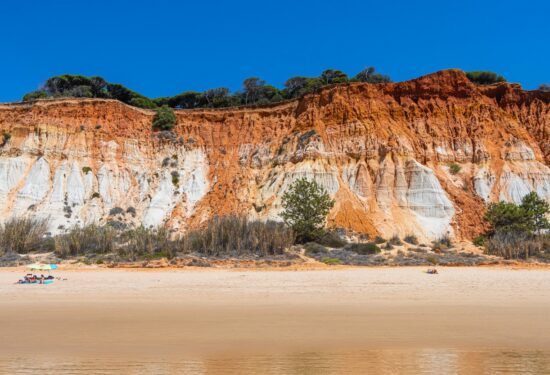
<box><xmin>91</xmin><ymin>192</ymin><xmax>100</xmax><ymax>199</ymax></box>
<box><xmin>321</xmin><ymin>257</ymin><xmax>341</xmax><ymax>265</ymax></box>
<box><xmin>404</xmin><ymin>234</ymin><xmax>418</xmax><ymax>245</ymax></box>
<box><xmin>171</xmin><ymin>171</ymin><xmax>180</xmax><ymax>187</ymax></box>
<box><xmin>374</xmin><ymin>236</ymin><xmax>385</xmax><ymax>244</ymax></box>
<box><xmin>485</xmin><ymin>192</ymin><xmax>549</xmax><ymax>236</ymax></box>
<box><xmin>82</xmin><ymin>166</ymin><xmax>92</xmax><ymax>174</ymax></box>
<box><xmin>473</xmin><ymin>235</ymin><xmax>485</xmax><ymax>247</ymax></box>
<box><xmin>449</xmin><ymin>163</ymin><xmax>461</xmax><ymax>175</ymax></box>
<box><xmin>345</xmin><ymin>242</ymin><xmax>381</xmax><ymax>255</ymax></box>
<box><xmin>280</xmin><ymin>178</ymin><xmax>334</xmax><ymax>243</ymax></box>
<box><xmin>466</xmin><ymin>71</ymin><xmax>506</xmax><ymax>85</ymax></box>
<box><xmin>1</xmin><ymin>132</ymin><xmax>11</xmax><ymax>147</ymax></box>
<box><xmin>152</xmin><ymin>105</ymin><xmax>177</xmax><ymax>131</ymax></box>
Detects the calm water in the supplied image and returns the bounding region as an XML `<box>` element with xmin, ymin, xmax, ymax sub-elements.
<box><xmin>1</xmin><ymin>350</ymin><xmax>549</xmax><ymax>374</ymax></box>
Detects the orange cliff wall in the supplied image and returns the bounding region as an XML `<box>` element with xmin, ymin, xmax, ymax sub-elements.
<box><xmin>0</xmin><ymin>69</ymin><xmax>549</xmax><ymax>240</ymax></box>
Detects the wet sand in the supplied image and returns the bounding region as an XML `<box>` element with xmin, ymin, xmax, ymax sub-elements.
<box><xmin>1</xmin><ymin>267</ymin><xmax>549</xmax><ymax>359</ymax></box>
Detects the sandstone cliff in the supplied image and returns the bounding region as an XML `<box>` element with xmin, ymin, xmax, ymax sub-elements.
<box><xmin>1</xmin><ymin>70</ymin><xmax>549</xmax><ymax>240</ymax></box>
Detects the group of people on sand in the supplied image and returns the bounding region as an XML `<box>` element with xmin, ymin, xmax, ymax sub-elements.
<box><xmin>17</xmin><ymin>273</ymin><xmax>54</xmax><ymax>284</ymax></box>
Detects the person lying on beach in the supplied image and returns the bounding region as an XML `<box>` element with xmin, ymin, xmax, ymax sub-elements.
<box><xmin>427</xmin><ymin>268</ymin><xmax>438</xmax><ymax>274</ymax></box>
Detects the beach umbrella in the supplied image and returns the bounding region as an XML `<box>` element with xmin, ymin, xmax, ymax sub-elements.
<box><xmin>28</xmin><ymin>263</ymin><xmax>57</xmax><ymax>270</ymax></box>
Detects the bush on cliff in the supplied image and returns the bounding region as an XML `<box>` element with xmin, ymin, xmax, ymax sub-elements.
<box><xmin>152</xmin><ymin>105</ymin><xmax>177</xmax><ymax>131</ymax></box>
<box><xmin>281</xmin><ymin>178</ymin><xmax>335</xmax><ymax>243</ymax></box>
<box><xmin>466</xmin><ymin>71</ymin><xmax>506</xmax><ymax>85</ymax></box>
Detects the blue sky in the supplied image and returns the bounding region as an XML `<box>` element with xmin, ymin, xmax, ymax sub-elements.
<box><xmin>0</xmin><ymin>0</ymin><xmax>548</xmax><ymax>102</ymax></box>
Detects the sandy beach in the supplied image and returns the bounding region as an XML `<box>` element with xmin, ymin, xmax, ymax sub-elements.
<box><xmin>1</xmin><ymin>266</ymin><xmax>549</xmax><ymax>362</ymax></box>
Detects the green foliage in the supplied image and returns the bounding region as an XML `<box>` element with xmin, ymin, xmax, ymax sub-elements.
<box><xmin>484</xmin><ymin>193</ymin><xmax>549</xmax><ymax>236</ymax></box>
<box><xmin>321</xmin><ymin>257</ymin><xmax>341</xmax><ymax>265</ymax></box>
<box><xmin>520</xmin><ymin>192</ymin><xmax>550</xmax><ymax>233</ymax></box>
<box><xmin>320</xmin><ymin>69</ymin><xmax>349</xmax><ymax>85</ymax></box>
<box><xmin>473</xmin><ymin>235</ymin><xmax>485</xmax><ymax>247</ymax></box>
<box><xmin>466</xmin><ymin>71</ymin><xmax>506</xmax><ymax>85</ymax></box>
<box><xmin>152</xmin><ymin>105</ymin><xmax>177</xmax><ymax>131</ymax></box>
<box><xmin>374</xmin><ymin>236</ymin><xmax>386</xmax><ymax>244</ymax></box>
<box><xmin>91</xmin><ymin>192</ymin><xmax>100</xmax><ymax>199</ymax></box>
<box><xmin>1</xmin><ymin>132</ymin><xmax>11</xmax><ymax>147</ymax></box>
<box><xmin>171</xmin><ymin>171</ymin><xmax>180</xmax><ymax>186</ymax></box>
<box><xmin>21</xmin><ymin>66</ymin><xmax>393</xmax><ymax>110</ymax></box>
<box><xmin>449</xmin><ymin>163</ymin><xmax>461</xmax><ymax>174</ymax></box>
<box><xmin>22</xmin><ymin>90</ymin><xmax>48</xmax><ymax>101</ymax></box>
<box><xmin>280</xmin><ymin>178</ymin><xmax>335</xmax><ymax>243</ymax></box>
<box><xmin>352</xmin><ymin>67</ymin><xmax>392</xmax><ymax>83</ymax></box>
<box><xmin>344</xmin><ymin>242</ymin><xmax>381</xmax><ymax>255</ymax></box>
<box><xmin>82</xmin><ymin>166</ymin><xmax>92</xmax><ymax>174</ymax></box>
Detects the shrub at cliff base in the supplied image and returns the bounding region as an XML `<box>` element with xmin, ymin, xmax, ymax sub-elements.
<box><xmin>482</xmin><ymin>192</ymin><xmax>550</xmax><ymax>259</ymax></box>
<box><xmin>280</xmin><ymin>178</ymin><xmax>335</xmax><ymax>243</ymax></box>
<box><xmin>52</xmin><ymin>216</ymin><xmax>294</xmax><ymax>260</ymax></box>
<box><xmin>0</xmin><ymin>217</ymin><xmax>49</xmax><ymax>255</ymax></box>
<box><xmin>178</xmin><ymin>215</ymin><xmax>294</xmax><ymax>257</ymax></box>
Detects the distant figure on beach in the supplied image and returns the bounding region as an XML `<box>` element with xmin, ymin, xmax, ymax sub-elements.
<box><xmin>427</xmin><ymin>269</ymin><xmax>438</xmax><ymax>274</ymax></box>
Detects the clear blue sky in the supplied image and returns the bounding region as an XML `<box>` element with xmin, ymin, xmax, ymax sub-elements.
<box><xmin>1</xmin><ymin>0</ymin><xmax>548</xmax><ymax>102</ymax></box>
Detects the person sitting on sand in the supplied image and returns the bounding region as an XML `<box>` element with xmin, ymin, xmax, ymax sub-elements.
<box><xmin>427</xmin><ymin>268</ymin><xmax>438</xmax><ymax>274</ymax></box>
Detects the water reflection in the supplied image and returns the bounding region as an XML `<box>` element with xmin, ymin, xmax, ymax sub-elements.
<box><xmin>1</xmin><ymin>349</ymin><xmax>549</xmax><ymax>374</ymax></box>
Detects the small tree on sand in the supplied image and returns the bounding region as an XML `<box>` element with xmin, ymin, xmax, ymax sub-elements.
<box><xmin>280</xmin><ymin>178</ymin><xmax>335</xmax><ymax>243</ymax></box>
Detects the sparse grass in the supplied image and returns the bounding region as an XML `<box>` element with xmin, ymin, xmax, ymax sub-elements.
<box><xmin>389</xmin><ymin>235</ymin><xmax>403</xmax><ymax>246</ymax></box>
<box><xmin>404</xmin><ymin>234</ymin><xmax>418</xmax><ymax>245</ymax></box>
<box><xmin>449</xmin><ymin>163</ymin><xmax>461</xmax><ymax>175</ymax></box>
<box><xmin>432</xmin><ymin>233</ymin><xmax>453</xmax><ymax>251</ymax></box>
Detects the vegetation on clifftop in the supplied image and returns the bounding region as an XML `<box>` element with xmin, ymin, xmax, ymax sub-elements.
<box><xmin>21</xmin><ymin>67</ymin><xmax>392</xmax><ymax>109</ymax></box>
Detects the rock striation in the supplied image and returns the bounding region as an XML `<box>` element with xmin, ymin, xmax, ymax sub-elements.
<box><xmin>0</xmin><ymin>70</ymin><xmax>548</xmax><ymax>240</ymax></box>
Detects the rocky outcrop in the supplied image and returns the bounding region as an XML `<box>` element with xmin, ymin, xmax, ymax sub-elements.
<box><xmin>0</xmin><ymin>70</ymin><xmax>549</xmax><ymax>240</ymax></box>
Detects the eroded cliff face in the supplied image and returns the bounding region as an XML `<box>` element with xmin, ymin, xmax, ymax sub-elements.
<box><xmin>1</xmin><ymin>70</ymin><xmax>549</xmax><ymax>240</ymax></box>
